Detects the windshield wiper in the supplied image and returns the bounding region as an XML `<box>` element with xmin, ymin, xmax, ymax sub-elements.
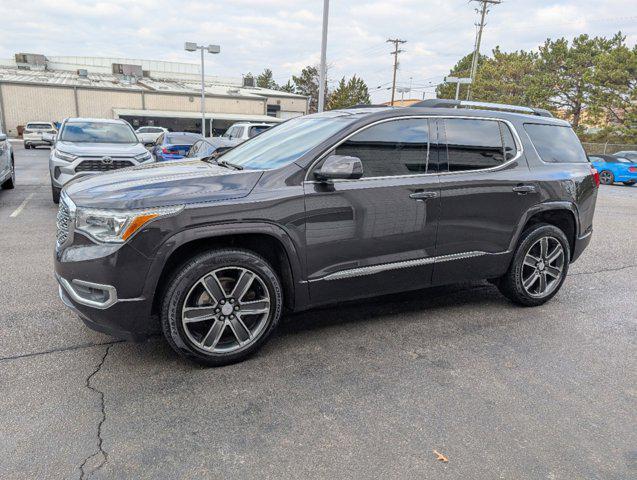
<box><xmin>217</xmin><ymin>159</ymin><xmax>244</xmax><ymax>170</ymax></box>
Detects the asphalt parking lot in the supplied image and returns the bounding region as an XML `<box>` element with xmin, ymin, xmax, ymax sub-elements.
<box><xmin>1</xmin><ymin>143</ymin><xmax>635</xmax><ymax>480</ymax></box>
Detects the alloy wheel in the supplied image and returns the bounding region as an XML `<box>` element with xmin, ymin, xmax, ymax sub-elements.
<box><xmin>599</xmin><ymin>171</ymin><xmax>613</xmax><ymax>184</ymax></box>
<box><xmin>521</xmin><ymin>236</ymin><xmax>565</xmax><ymax>298</ymax></box>
<box><xmin>181</xmin><ymin>267</ymin><xmax>271</xmax><ymax>354</ymax></box>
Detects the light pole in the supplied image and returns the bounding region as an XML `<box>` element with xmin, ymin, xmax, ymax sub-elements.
<box><xmin>185</xmin><ymin>42</ymin><xmax>220</xmax><ymax>136</ymax></box>
<box><xmin>318</xmin><ymin>0</ymin><xmax>330</xmax><ymax>113</ymax></box>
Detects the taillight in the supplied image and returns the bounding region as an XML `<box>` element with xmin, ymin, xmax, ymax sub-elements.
<box><xmin>629</xmin><ymin>166</ymin><xmax>637</xmax><ymax>173</ymax></box>
<box><xmin>162</xmin><ymin>147</ymin><xmax>169</xmax><ymax>154</ymax></box>
<box><xmin>590</xmin><ymin>167</ymin><xmax>600</xmax><ymax>187</ymax></box>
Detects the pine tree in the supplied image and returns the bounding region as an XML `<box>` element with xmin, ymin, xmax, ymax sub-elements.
<box><xmin>327</xmin><ymin>75</ymin><xmax>371</xmax><ymax>110</ymax></box>
<box><xmin>256</xmin><ymin>69</ymin><xmax>279</xmax><ymax>90</ymax></box>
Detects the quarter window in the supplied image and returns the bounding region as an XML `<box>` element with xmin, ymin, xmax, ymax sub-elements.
<box><xmin>443</xmin><ymin>119</ymin><xmax>510</xmax><ymax>172</ymax></box>
<box><xmin>334</xmin><ymin>118</ymin><xmax>430</xmax><ymax>178</ymax></box>
<box><xmin>524</xmin><ymin>123</ymin><xmax>587</xmax><ymax>163</ymax></box>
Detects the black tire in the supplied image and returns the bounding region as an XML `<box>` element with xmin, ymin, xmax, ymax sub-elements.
<box><xmin>1</xmin><ymin>157</ymin><xmax>15</xmax><ymax>189</ymax></box>
<box><xmin>623</xmin><ymin>181</ymin><xmax>635</xmax><ymax>186</ymax></box>
<box><xmin>599</xmin><ymin>170</ymin><xmax>614</xmax><ymax>185</ymax></box>
<box><xmin>51</xmin><ymin>185</ymin><xmax>61</xmax><ymax>204</ymax></box>
<box><xmin>24</xmin><ymin>143</ymin><xmax>30</xmax><ymax>149</ymax></box>
<box><xmin>497</xmin><ymin>223</ymin><xmax>570</xmax><ymax>307</ymax></box>
<box><xmin>161</xmin><ymin>248</ymin><xmax>283</xmax><ymax>367</ymax></box>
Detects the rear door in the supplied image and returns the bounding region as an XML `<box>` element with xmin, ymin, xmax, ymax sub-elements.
<box><xmin>432</xmin><ymin>117</ymin><xmax>540</xmax><ymax>284</ymax></box>
<box><xmin>304</xmin><ymin>117</ymin><xmax>441</xmax><ymax>305</ymax></box>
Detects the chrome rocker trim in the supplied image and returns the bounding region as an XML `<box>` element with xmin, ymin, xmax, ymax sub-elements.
<box><xmin>321</xmin><ymin>251</ymin><xmax>487</xmax><ymax>281</ymax></box>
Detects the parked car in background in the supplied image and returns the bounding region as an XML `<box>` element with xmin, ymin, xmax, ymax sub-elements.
<box><xmin>589</xmin><ymin>154</ymin><xmax>637</xmax><ymax>186</ymax></box>
<box><xmin>185</xmin><ymin>137</ymin><xmax>235</xmax><ymax>160</ymax></box>
<box><xmin>221</xmin><ymin>122</ymin><xmax>274</xmax><ymax>146</ymax></box>
<box><xmin>136</xmin><ymin>126</ymin><xmax>168</xmax><ymax>145</ymax></box>
<box><xmin>612</xmin><ymin>150</ymin><xmax>637</xmax><ymax>161</ymax></box>
<box><xmin>151</xmin><ymin>132</ymin><xmax>202</xmax><ymax>161</ymax></box>
<box><xmin>23</xmin><ymin>121</ymin><xmax>57</xmax><ymax>149</ymax></box>
<box><xmin>54</xmin><ymin>100</ymin><xmax>599</xmax><ymax>367</ymax></box>
<box><xmin>49</xmin><ymin>118</ymin><xmax>153</xmax><ymax>203</ymax></box>
<box><xmin>0</xmin><ymin>130</ymin><xmax>15</xmax><ymax>190</ymax></box>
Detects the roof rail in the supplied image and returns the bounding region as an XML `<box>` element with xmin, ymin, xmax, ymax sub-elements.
<box><xmin>410</xmin><ymin>99</ymin><xmax>553</xmax><ymax>118</ymax></box>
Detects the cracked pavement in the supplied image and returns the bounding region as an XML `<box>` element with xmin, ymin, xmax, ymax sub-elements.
<box><xmin>1</xmin><ymin>145</ymin><xmax>635</xmax><ymax>479</ymax></box>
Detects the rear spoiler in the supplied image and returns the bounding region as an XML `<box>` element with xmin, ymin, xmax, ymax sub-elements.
<box><xmin>410</xmin><ymin>99</ymin><xmax>553</xmax><ymax>118</ymax></box>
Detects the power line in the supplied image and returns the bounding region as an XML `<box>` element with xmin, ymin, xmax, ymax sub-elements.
<box><xmin>387</xmin><ymin>38</ymin><xmax>407</xmax><ymax>106</ymax></box>
<box><xmin>467</xmin><ymin>0</ymin><xmax>501</xmax><ymax>100</ymax></box>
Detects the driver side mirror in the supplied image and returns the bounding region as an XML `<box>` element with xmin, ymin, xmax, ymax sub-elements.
<box><xmin>314</xmin><ymin>154</ymin><xmax>364</xmax><ymax>181</ymax></box>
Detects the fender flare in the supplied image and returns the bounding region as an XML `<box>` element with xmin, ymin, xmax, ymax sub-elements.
<box><xmin>143</xmin><ymin>221</ymin><xmax>308</xmax><ymax>310</ymax></box>
<box><xmin>508</xmin><ymin>201</ymin><xmax>580</xmax><ymax>253</ymax></box>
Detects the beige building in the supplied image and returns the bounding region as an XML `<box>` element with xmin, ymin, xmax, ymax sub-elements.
<box><xmin>0</xmin><ymin>53</ymin><xmax>309</xmax><ymax>136</ymax></box>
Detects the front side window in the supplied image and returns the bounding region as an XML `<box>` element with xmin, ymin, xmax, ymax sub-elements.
<box><xmin>60</xmin><ymin>121</ymin><xmax>138</xmax><ymax>143</ymax></box>
<box><xmin>443</xmin><ymin>119</ymin><xmax>509</xmax><ymax>172</ymax></box>
<box><xmin>524</xmin><ymin>123</ymin><xmax>587</xmax><ymax>163</ymax></box>
<box><xmin>333</xmin><ymin>118</ymin><xmax>430</xmax><ymax>177</ymax></box>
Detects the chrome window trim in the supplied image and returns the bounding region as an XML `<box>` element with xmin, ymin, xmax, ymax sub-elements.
<box><xmin>316</xmin><ymin>251</ymin><xmax>488</xmax><ymax>282</ymax></box>
<box><xmin>303</xmin><ymin>115</ymin><xmax>524</xmax><ymax>183</ymax></box>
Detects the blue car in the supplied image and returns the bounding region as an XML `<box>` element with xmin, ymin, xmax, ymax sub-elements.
<box><xmin>588</xmin><ymin>154</ymin><xmax>637</xmax><ymax>186</ymax></box>
<box><xmin>151</xmin><ymin>132</ymin><xmax>202</xmax><ymax>161</ymax></box>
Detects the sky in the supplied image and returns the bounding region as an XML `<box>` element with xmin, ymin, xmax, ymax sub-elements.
<box><xmin>0</xmin><ymin>0</ymin><xmax>635</xmax><ymax>102</ymax></box>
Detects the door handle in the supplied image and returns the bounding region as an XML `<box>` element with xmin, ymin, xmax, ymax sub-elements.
<box><xmin>512</xmin><ymin>185</ymin><xmax>536</xmax><ymax>194</ymax></box>
<box><xmin>409</xmin><ymin>191</ymin><xmax>438</xmax><ymax>200</ymax></box>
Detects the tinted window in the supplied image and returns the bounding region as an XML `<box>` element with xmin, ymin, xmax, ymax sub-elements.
<box><xmin>249</xmin><ymin>125</ymin><xmax>270</xmax><ymax>138</ymax></box>
<box><xmin>443</xmin><ymin>119</ymin><xmax>506</xmax><ymax>171</ymax></box>
<box><xmin>137</xmin><ymin>127</ymin><xmax>149</xmax><ymax>133</ymax></box>
<box><xmin>334</xmin><ymin>118</ymin><xmax>430</xmax><ymax>178</ymax></box>
<box><xmin>524</xmin><ymin>124</ymin><xmax>587</xmax><ymax>163</ymax></box>
<box><xmin>166</xmin><ymin>133</ymin><xmax>200</xmax><ymax>145</ymax></box>
<box><xmin>26</xmin><ymin>123</ymin><xmax>52</xmax><ymax>130</ymax></box>
<box><xmin>60</xmin><ymin>121</ymin><xmax>137</xmax><ymax>143</ymax></box>
<box><xmin>500</xmin><ymin>123</ymin><xmax>517</xmax><ymax>160</ymax></box>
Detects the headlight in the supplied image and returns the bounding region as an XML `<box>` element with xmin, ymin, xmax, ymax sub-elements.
<box><xmin>135</xmin><ymin>151</ymin><xmax>152</xmax><ymax>162</ymax></box>
<box><xmin>75</xmin><ymin>205</ymin><xmax>183</xmax><ymax>243</ymax></box>
<box><xmin>54</xmin><ymin>149</ymin><xmax>77</xmax><ymax>162</ymax></box>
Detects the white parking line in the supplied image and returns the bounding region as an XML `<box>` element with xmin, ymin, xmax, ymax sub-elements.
<box><xmin>9</xmin><ymin>193</ymin><xmax>35</xmax><ymax>218</ymax></box>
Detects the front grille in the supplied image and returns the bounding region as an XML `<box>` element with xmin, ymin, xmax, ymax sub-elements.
<box><xmin>75</xmin><ymin>160</ymin><xmax>134</xmax><ymax>172</ymax></box>
<box><xmin>56</xmin><ymin>199</ymin><xmax>71</xmax><ymax>246</ymax></box>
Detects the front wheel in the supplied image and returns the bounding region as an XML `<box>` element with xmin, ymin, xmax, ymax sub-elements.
<box><xmin>161</xmin><ymin>249</ymin><xmax>283</xmax><ymax>367</ymax></box>
<box><xmin>599</xmin><ymin>170</ymin><xmax>614</xmax><ymax>185</ymax></box>
<box><xmin>1</xmin><ymin>157</ymin><xmax>15</xmax><ymax>189</ymax></box>
<box><xmin>497</xmin><ymin>223</ymin><xmax>570</xmax><ymax>307</ymax></box>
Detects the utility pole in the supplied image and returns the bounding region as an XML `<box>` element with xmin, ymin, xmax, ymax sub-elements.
<box><xmin>318</xmin><ymin>0</ymin><xmax>330</xmax><ymax>113</ymax></box>
<box><xmin>467</xmin><ymin>0</ymin><xmax>500</xmax><ymax>100</ymax></box>
<box><xmin>387</xmin><ymin>38</ymin><xmax>406</xmax><ymax>106</ymax></box>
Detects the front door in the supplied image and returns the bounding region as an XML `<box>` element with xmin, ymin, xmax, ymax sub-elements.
<box><xmin>432</xmin><ymin>117</ymin><xmax>541</xmax><ymax>285</ymax></box>
<box><xmin>304</xmin><ymin>117</ymin><xmax>441</xmax><ymax>305</ymax></box>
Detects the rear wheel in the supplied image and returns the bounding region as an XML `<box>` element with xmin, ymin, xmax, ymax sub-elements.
<box><xmin>161</xmin><ymin>248</ymin><xmax>283</xmax><ymax>367</ymax></box>
<box><xmin>599</xmin><ymin>170</ymin><xmax>614</xmax><ymax>185</ymax></box>
<box><xmin>51</xmin><ymin>185</ymin><xmax>61</xmax><ymax>204</ymax></box>
<box><xmin>623</xmin><ymin>181</ymin><xmax>635</xmax><ymax>186</ymax></box>
<box><xmin>1</xmin><ymin>157</ymin><xmax>15</xmax><ymax>189</ymax></box>
<box><xmin>497</xmin><ymin>223</ymin><xmax>570</xmax><ymax>306</ymax></box>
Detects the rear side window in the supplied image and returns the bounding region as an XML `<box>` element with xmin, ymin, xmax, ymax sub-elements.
<box><xmin>249</xmin><ymin>125</ymin><xmax>270</xmax><ymax>138</ymax></box>
<box><xmin>524</xmin><ymin>124</ymin><xmax>587</xmax><ymax>163</ymax></box>
<box><xmin>443</xmin><ymin>119</ymin><xmax>511</xmax><ymax>171</ymax></box>
<box><xmin>334</xmin><ymin>118</ymin><xmax>430</xmax><ymax>177</ymax></box>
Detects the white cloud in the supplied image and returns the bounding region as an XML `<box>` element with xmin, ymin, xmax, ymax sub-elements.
<box><xmin>0</xmin><ymin>0</ymin><xmax>634</xmax><ymax>102</ymax></box>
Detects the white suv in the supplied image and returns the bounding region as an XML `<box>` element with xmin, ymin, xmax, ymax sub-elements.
<box><xmin>135</xmin><ymin>126</ymin><xmax>168</xmax><ymax>145</ymax></box>
<box><xmin>23</xmin><ymin>121</ymin><xmax>57</xmax><ymax>149</ymax></box>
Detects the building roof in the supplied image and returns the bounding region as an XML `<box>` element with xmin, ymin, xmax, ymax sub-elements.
<box><xmin>113</xmin><ymin>109</ymin><xmax>282</xmax><ymax>123</ymax></box>
<box><xmin>0</xmin><ymin>53</ymin><xmax>308</xmax><ymax>100</ymax></box>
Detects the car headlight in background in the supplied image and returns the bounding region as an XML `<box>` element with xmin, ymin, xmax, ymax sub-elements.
<box><xmin>75</xmin><ymin>205</ymin><xmax>183</xmax><ymax>243</ymax></box>
<box><xmin>135</xmin><ymin>151</ymin><xmax>153</xmax><ymax>162</ymax></box>
<box><xmin>54</xmin><ymin>149</ymin><xmax>77</xmax><ymax>162</ymax></box>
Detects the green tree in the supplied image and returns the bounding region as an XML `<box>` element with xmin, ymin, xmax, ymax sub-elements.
<box><xmin>292</xmin><ymin>66</ymin><xmax>327</xmax><ymax>113</ymax></box>
<box><xmin>279</xmin><ymin>79</ymin><xmax>295</xmax><ymax>93</ymax></box>
<box><xmin>327</xmin><ymin>75</ymin><xmax>371</xmax><ymax>110</ymax></box>
<box><xmin>256</xmin><ymin>68</ymin><xmax>279</xmax><ymax>90</ymax></box>
<box><xmin>436</xmin><ymin>53</ymin><xmax>479</xmax><ymax>100</ymax></box>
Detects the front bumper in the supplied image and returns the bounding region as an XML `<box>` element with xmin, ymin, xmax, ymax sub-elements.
<box><xmin>54</xmin><ymin>234</ymin><xmax>159</xmax><ymax>340</ymax></box>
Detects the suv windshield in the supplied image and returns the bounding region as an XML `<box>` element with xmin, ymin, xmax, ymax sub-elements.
<box><xmin>216</xmin><ymin>116</ymin><xmax>357</xmax><ymax>170</ymax></box>
<box><xmin>60</xmin><ymin>121</ymin><xmax>138</xmax><ymax>143</ymax></box>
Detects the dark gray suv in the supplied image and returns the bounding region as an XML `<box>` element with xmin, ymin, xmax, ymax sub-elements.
<box><xmin>54</xmin><ymin>100</ymin><xmax>599</xmax><ymax>366</ymax></box>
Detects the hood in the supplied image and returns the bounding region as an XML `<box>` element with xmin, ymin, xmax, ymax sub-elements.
<box><xmin>55</xmin><ymin>141</ymin><xmax>147</xmax><ymax>156</ymax></box>
<box><xmin>64</xmin><ymin>159</ymin><xmax>264</xmax><ymax>209</ymax></box>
